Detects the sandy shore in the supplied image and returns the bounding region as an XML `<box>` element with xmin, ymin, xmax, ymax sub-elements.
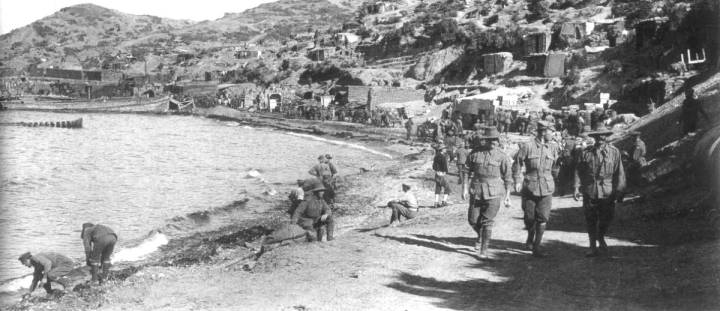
<box><xmin>7</xmin><ymin>107</ymin><xmax>720</xmax><ymax>311</ymax></box>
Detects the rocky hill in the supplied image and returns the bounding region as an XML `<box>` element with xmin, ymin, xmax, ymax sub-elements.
<box><xmin>0</xmin><ymin>0</ymin><xmax>358</xmax><ymax>72</ymax></box>
<box><xmin>1</xmin><ymin>0</ymin><xmax>718</xmax><ymax>113</ymax></box>
<box><xmin>0</xmin><ymin>3</ymin><xmax>193</xmax><ymax>70</ymax></box>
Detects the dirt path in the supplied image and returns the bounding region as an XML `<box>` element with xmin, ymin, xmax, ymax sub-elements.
<box><xmin>94</xmin><ymin>176</ymin><xmax>719</xmax><ymax>311</ymax></box>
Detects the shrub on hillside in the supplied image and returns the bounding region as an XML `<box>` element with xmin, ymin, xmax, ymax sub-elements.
<box><xmin>527</xmin><ymin>0</ymin><xmax>550</xmax><ymax>22</ymax></box>
<box><xmin>298</xmin><ymin>62</ymin><xmax>362</xmax><ymax>85</ymax></box>
<box><xmin>612</xmin><ymin>0</ymin><xmax>653</xmax><ymax>27</ymax></box>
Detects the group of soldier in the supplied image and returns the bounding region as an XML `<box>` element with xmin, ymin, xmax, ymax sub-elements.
<box><xmin>18</xmin><ymin>223</ymin><xmax>117</xmax><ymax>296</ymax></box>
<box><xmin>393</xmin><ymin>116</ymin><xmax>637</xmax><ymax>259</ymax></box>
<box><xmin>287</xmin><ymin>154</ymin><xmax>339</xmax><ymax>242</ymax></box>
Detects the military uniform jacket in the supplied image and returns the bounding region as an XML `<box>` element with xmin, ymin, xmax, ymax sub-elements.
<box><xmin>83</xmin><ymin>224</ymin><xmax>117</xmax><ymax>254</ymax></box>
<box><xmin>291</xmin><ymin>195</ymin><xmax>331</xmax><ymax>228</ymax></box>
<box><xmin>467</xmin><ymin>149</ymin><xmax>513</xmax><ymax>200</ymax></box>
<box><xmin>309</xmin><ymin>163</ymin><xmax>333</xmax><ymax>178</ymax></box>
<box><xmin>513</xmin><ymin>138</ymin><xmax>560</xmax><ymax>197</ymax></box>
<box><xmin>574</xmin><ymin>143</ymin><xmax>626</xmax><ymax>199</ymax></box>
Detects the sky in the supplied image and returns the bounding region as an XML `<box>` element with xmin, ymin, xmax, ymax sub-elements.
<box><xmin>0</xmin><ymin>0</ymin><xmax>276</xmax><ymax>34</ymax></box>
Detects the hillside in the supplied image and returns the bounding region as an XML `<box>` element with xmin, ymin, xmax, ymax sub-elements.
<box><xmin>0</xmin><ymin>3</ymin><xmax>193</xmax><ymax>71</ymax></box>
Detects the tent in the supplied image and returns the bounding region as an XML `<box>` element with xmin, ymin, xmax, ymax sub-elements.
<box><xmin>455</xmin><ymin>97</ymin><xmax>494</xmax><ymax>114</ymax></box>
<box><xmin>481</xmin><ymin>52</ymin><xmax>513</xmax><ymax>74</ymax></box>
<box><xmin>525</xmin><ymin>53</ymin><xmax>567</xmax><ymax>77</ymax></box>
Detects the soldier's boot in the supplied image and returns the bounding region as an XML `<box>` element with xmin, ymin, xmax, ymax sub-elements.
<box><xmin>90</xmin><ymin>265</ymin><xmax>100</xmax><ymax>284</ymax></box>
<box><xmin>326</xmin><ymin>223</ymin><xmax>335</xmax><ymax>241</ymax></box>
<box><xmin>43</xmin><ymin>281</ymin><xmax>53</xmax><ymax>294</ymax></box>
<box><xmin>598</xmin><ymin>223</ymin><xmax>609</xmax><ymax>255</ymax></box>
<box><xmin>525</xmin><ymin>223</ymin><xmax>535</xmax><ymax>251</ymax></box>
<box><xmin>316</xmin><ymin>227</ymin><xmax>326</xmax><ymax>242</ymax></box>
<box><xmin>306</xmin><ymin>230</ymin><xmax>317</xmax><ymax>242</ymax></box>
<box><xmin>474</xmin><ymin>226</ymin><xmax>483</xmax><ymax>251</ymax></box>
<box><xmin>479</xmin><ymin>227</ymin><xmax>492</xmax><ymax>259</ymax></box>
<box><xmin>100</xmin><ymin>262</ymin><xmax>112</xmax><ymax>284</ymax></box>
<box><xmin>532</xmin><ymin>223</ymin><xmax>547</xmax><ymax>258</ymax></box>
<box><xmin>585</xmin><ymin>223</ymin><xmax>599</xmax><ymax>257</ymax></box>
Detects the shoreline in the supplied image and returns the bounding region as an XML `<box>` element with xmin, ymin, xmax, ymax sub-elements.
<box><xmin>3</xmin><ymin>106</ymin><xmax>431</xmax><ymax>310</ymax></box>
<box><xmin>5</xmin><ymin>107</ymin><xmax>718</xmax><ymax>311</ymax></box>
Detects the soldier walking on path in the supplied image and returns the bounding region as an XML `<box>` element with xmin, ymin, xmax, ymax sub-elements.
<box><xmin>466</xmin><ymin>127</ymin><xmax>513</xmax><ymax>259</ymax></box>
<box><xmin>574</xmin><ymin>125</ymin><xmax>626</xmax><ymax>257</ymax></box>
<box><xmin>432</xmin><ymin>145</ymin><xmax>451</xmax><ymax>208</ymax></box>
<box><xmin>309</xmin><ymin>155</ymin><xmax>335</xmax><ymax>205</ymax></box>
<box><xmin>455</xmin><ymin>141</ymin><xmax>470</xmax><ymax>200</ymax></box>
<box><xmin>81</xmin><ymin>223</ymin><xmax>118</xmax><ymax>284</ymax></box>
<box><xmin>405</xmin><ymin>117</ymin><xmax>415</xmax><ymax>141</ymax></box>
<box><xmin>513</xmin><ymin>120</ymin><xmax>561</xmax><ymax>257</ymax></box>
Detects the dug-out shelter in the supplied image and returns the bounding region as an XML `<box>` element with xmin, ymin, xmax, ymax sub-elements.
<box><xmin>525</xmin><ymin>53</ymin><xmax>568</xmax><ymax>77</ymax></box>
<box><xmin>481</xmin><ymin>52</ymin><xmax>513</xmax><ymax>75</ymax></box>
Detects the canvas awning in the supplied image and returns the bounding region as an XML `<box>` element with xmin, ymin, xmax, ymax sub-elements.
<box><xmin>455</xmin><ymin>98</ymin><xmax>494</xmax><ymax>114</ymax></box>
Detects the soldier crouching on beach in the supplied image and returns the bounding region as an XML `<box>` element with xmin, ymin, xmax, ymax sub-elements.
<box><xmin>574</xmin><ymin>125</ymin><xmax>626</xmax><ymax>257</ymax></box>
<box><xmin>388</xmin><ymin>183</ymin><xmax>419</xmax><ymax>227</ymax></box>
<box><xmin>513</xmin><ymin>120</ymin><xmax>560</xmax><ymax>257</ymax></box>
<box><xmin>18</xmin><ymin>252</ymin><xmax>74</xmax><ymax>296</ymax></box>
<box><xmin>291</xmin><ymin>179</ymin><xmax>335</xmax><ymax>241</ymax></box>
<box><xmin>81</xmin><ymin>223</ymin><xmax>118</xmax><ymax>284</ymax></box>
<box><xmin>466</xmin><ymin>127</ymin><xmax>512</xmax><ymax>259</ymax></box>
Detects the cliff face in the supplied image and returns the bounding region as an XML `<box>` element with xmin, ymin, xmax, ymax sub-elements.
<box><xmin>405</xmin><ymin>47</ymin><xmax>465</xmax><ymax>81</ymax></box>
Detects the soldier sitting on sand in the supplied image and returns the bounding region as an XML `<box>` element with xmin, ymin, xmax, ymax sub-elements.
<box><xmin>388</xmin><ymin>183</ymin><xmax>419</xmax><ymax>227</ymax></box>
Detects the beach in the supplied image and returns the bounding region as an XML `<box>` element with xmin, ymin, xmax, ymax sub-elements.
<box><xmin>4</xmin><ymin>107</ymin><xmax>719</xmax><ymax>311</ymax></box>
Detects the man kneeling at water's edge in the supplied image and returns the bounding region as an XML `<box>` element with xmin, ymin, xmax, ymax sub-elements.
<box><xmin>18</xmin><ymin>252</ymin><xmax>74</xmax><ymax>297</ymax></box>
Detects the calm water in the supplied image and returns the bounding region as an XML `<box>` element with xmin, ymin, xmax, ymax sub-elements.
<box><xmin>0</xmin><ymin>111</ymin><xmax>389</xmax><ymax>282</ymax></box>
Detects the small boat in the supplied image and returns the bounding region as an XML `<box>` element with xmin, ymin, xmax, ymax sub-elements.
<box><xmin>2</xmin><ymin>96</ymin><xmax>188</xmax><ymax>114</ymax></box>
<box><xmin>0</xmin><ymin>117</ymin><xmax>83</xmax><ymax>129</ymax></box>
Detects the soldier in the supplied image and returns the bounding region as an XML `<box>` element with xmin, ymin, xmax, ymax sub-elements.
<box><xmin>291</xmin><ymin>179</ymin><xmax>335</xmax><ymax>241</ymax></box>
<box><xmin>388</xmin><ymin>183</ymin><xmax>419</xmax><ymax>226</ymax></box>
<box><xmin>288</xmin><ymin>179</ymin><xmax>306</xmax><ymax>216</ymax></box>
<box><xmin>432</xmin><ymin>144</ymin><xmax>451</xmax><ymax>208</ymax></box>
<box><xmin>466</xmin><ymin>127</ymin><xmax>513</xmax><ymax>258</ymax></box>
<box><xmin>309</xmin><ymin>155</ymin><xmax>334</xmax><ymax>205</ymax></box>
<box><xmin>325</xmin><ymin>154</ymin><xmax>338</xmax><ymax>195</ymax></box>
<box><xmin>19</xmin><ymin>252</ymin><xmax>74</xmax><ymax>296</ymax></box>
<box><xmin>81</xmin><ymin>223</ymin><xmax>117</xmax><ymax>284</ymax></box>
<box><xmin>513</xmin><ymin>120</ymin><xmax>560</xmax><ymax>257</ymax></box>
<box><xmin>680</xmin><ymin>88</ymin><xmax>709</xmax><ymax>135</ymax></box>
<box><xmin>574</xmin><ymin>125</ymin><xmax>626</xmax><ymax>257</ymax></box>
<box><xmin>456</xmin><ymin>140</ymin><xmax>470</xmax><ymax>200</ymax></box>
<box><xmin>405</xmin><ymin>117</ymin><xmax>415</xmax><ymax>141</ymax></box>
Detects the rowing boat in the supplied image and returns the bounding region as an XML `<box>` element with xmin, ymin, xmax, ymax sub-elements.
<box><xmin>1</xmin><ymin>96</ymin><xmax>193</xmax><ymax>114</ymax></box>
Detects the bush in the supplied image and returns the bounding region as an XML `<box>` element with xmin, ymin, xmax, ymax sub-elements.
<box><xmin>527</xmin><ymin>0</ymin><xmax>550</xmax><ymax>22</ymax></box>
<box><xmin>298</xmin><ymin>62</ymin><xmax>362</xmax><ymax>85</ymax></box>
